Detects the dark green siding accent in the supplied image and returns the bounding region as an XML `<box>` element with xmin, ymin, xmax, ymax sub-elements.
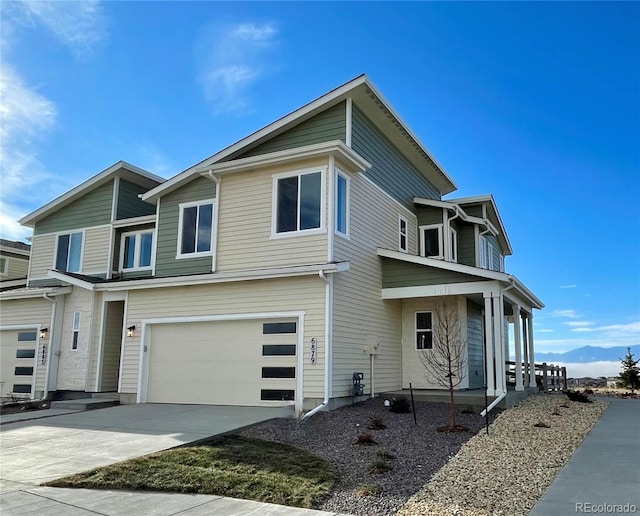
<box><xmin>464</xmin><ymin>205</ymin><xmax>483</xmax><ymax>217</ymax></box>
<box><xmin>381</xmin><ymin>258</ymin><xmax>482</xmax><ymax>288</ymax></box>
<box><xmin>467</xmin><ymin>301</ymin><xmax>484</xmax><ymax>389</ymax></box>
<box><xmin>155</xmin><ymin>176</ymin><xmax>216</xmax><ymax>277</ymax></box>
<box><xmin>236</xmin><ymin>102</ymin><xmax>347</xmax><ymax>159</ymax></box>
<box><xmin>416</xmin><ymin>206</ymin><xmax>443</xmax><ymax>227</ymax></box>
<box><xmin>457</xmin><ymin>223</ymin><xmax>476</xmax><ymax>267</ymax></box>
<box><xmin>116</xmin><ymin>180</ymin><xmax>156</xmax><ymax>220</ymax></box>
<box><xmin>351</xmin><ymin>105</ymin><xmax>439</xmax><ymax>210</ymax></box>
<box><xmin>34</xmin><ymin>181</ymin><xmax>114</xmax><ymax>235</ymax></box>
<box><xmin>121</xmin><ymin>270</ymin><xmax>153</xmax><ymax>280</ymax></box>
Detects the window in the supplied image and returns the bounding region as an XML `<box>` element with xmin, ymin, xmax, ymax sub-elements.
<box><xmin>16</xmin><ymin>349</ymin><xmax>36</xmax><ymax>359</ymax></box>
<box><xmin>399</xmin><ymin>216</ymin><xmax>408</xmax><ymax>252</ymax></box>
<box><xmin>274</xmin><ymin>170</ymin><xmax>323</xmax><ymax>234</ymax></box>
<box><xmin>420</xmin><ymin>225</ymin><xmax>443</xmax><ymax>259</ymax></box>
<box><xmin>449</xmin><ymin>227</ymin><xmax>458</xmax><ymax>262</ymax></box>
<box><xmin>56</xmin><ymin>232</ymin><xmax>83</xmax><ymax>272</ymax></box>
<box><xmin>336</xmin><ymin>172</ymin><xmax>349</xmax><ymax>237</ymax></box>
<box><xmin>261</xmin><ymin>389</ymin><xmax>294</xmax><ymax>401</ymax></box>
<box><xmin>178</xmin><ymin>200</ymin><xmax>214</xmax><ymax>257</ymax></box>
<box><xmin>14</xmin><ymin>367</ymin><xmax>33</xmax><ymax>376</ymax></box>
<box><xmin>416</xmin><ymin>312</ymin><xmax>433</xmax><ymax>350</ymax></box>
<box><xmin>0</xmin><ymin>257</ymin><xmax>7</xmax><ymax>275</ymax></box>
<box><xmin>12</xmin><ymin>384</ymin><xmax>31</xmax><ymax>394</ymax></box>
<box><xmin>71</xmin><ymin>311</ymin><xmax>80</xmax><ymax>350</ymax></box>
<box><xmin>262</xmin><ymin>344</ymin><xmax>297</xmax><ymax>356</ymax></box>
<box><xmin>17</xmin><ymin>332</ymin><xmax>37</xmax><ymax>342</ymax></box>
<box><xmin>479</xmin><ymin>236</ymin><xmax>498</xmax><ymax>270</ymax></box>
<box><xmin>121</xmin><ymin>231</ymin><xmax>153</xmax><ymax>271</ymax></box>
<box><xmin>262</xmin><ymin>367</ymin><xmax>296</xmax><ymax>379</ymax></box>
<box><xmin>263</xmin><ymin>322</ymin><xmax>297</xmax><ymax>334</ymax></box>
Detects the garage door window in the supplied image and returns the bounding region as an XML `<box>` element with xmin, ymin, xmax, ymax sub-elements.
<box><xmin>12</xmin><ymin>384</ymin><xmax>31</xmax><ymax>394</ymax></box>
<box><xmin>14</xmin><ymin>366</ymin><xmax>33</xmax><ymax>376</ymax></box>
<box><xmin>17</xmin><ymin>332</ymin><xmax>37</xmax><ymax>341</ymax></box>
<box><xmin>262</xmin><ymin>344</ymin><xmax>296</xmax><ymax>356</ymax></box>
<box><xmin>261</xmin><ymin>389</ymin><xmax>294</xmax><ymax>401</ymax></box>
<box><xmin>263</xmin><ymin>322</ymin><xmax>296</xmax><ymax>334</ymax></box>
<box><xmin>262</xmin><ymin>367</ymin><xmax>295</xmax><ymax>378</ymax></box>
<box><xmin>16</xmin><ymin>349</ymin><xmax>36</xmax><ymax>358</ymax></box>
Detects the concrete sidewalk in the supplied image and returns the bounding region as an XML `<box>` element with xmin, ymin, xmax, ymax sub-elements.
<box><xmin>529</xmin><ymin>398</ymin><xmax>640</xmax><ymax>516</ymax></box>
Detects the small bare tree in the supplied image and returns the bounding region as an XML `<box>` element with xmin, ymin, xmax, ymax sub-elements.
<box><xmin>419</xmin><ymin>299</ymin><xmax>468</xmax><ymax>432</ymax></box>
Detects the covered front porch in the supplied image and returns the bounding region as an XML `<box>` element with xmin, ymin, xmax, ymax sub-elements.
<box><xmin>378</xmin><ymin>249</ymin><xmax>544</xmax><ymax>398</ymax></box>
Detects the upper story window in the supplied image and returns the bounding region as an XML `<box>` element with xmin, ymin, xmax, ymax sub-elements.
<box><xmin>399</xmin><ymin>216</ymin><xmax>408</xmax><ymax>253</ymax></box>
<box><xmin>0</xmin><ymin>257</ymin><xmax>7</xmax><ymax>276</ymax></box>
<box><xmin>273</xmin><ymin>169</ymin><xmax>324</xmax><ymax>235</ymax></box>
<box><xmin>55</xmin><ymin>232</ymin><xmax>83</xmax><ymax>272</ymax></box>
<box><xmin>335</xmin><ymin>171</ymin><xmax>349</xmax><ymax>237</ymax></box>
<box><xmin>121</xmin><ymin>230</ymin><xmax>153</xmax><ymax>271</ymax></box>
<box><xmin>449</xmin><ymin>227</ymin><xmax>458</xmax><ymax>263</ymax></box>
<box><xmin>420</xmin><ymin>224</ymin><xmax>443</xmax><ymax>259</ymax></box>
<box><xmin>178</xmin><ymin>200</ymin><xmax>214</xmax><ymax>257</ymax></box>
<box><xmin>479</xmin><ymin>235</ymin><xmax>503</xmax><ymax>271</ymax></box>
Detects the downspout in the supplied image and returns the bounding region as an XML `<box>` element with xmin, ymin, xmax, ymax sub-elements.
<box><xmin>207</xmin><ymin>170</ymin><xmax>221</xmax><ymax>272</ymax></box>
<box><xmin>302</xmin><ymin>269</ymin><xmax>332</xmax><ymax>419</ymax></box>
<box><xmin>482</xmin><ymin>279</ymin><xmax>516</xmax><ymax>417</ymax></box>
<box><xmin>40</xmin><ymin>293</ymin><xmax>56</xmax><ymax>401</ymax></box>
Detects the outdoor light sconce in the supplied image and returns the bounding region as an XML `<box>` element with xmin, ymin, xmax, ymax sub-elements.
<box><xmin>127</xmin><ymin>325</ymin><xmax>136</xmax><ymax>337</ymax></box>
<box><xmin>40</xmin><ymin>328</ymin><xmax>48</xmax><ymax>339</ymax></box>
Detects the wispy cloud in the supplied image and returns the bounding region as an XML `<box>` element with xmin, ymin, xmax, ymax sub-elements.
<box><xmin>196</xmin><ymin>21</ymin><xmax>279</xmax><ymax>114</ymax></box>
<box><xmin>559</xmin><ymin>284</ymin><xmax>577</xmax><ymax>289</ymax></box>
<box><xmin>551</xmin><ymin>309</ymin><xmax>581</xmax><ymax>319</ymax></box>
<box><xmin>0</xmin><ymin>2</ymin><xmax>109</xmax><ymax>240</ymax></box>
<box><xmin>566</xmin><ymin>321</ymin><xmax>595</xmax><ymax>328</ymax></box>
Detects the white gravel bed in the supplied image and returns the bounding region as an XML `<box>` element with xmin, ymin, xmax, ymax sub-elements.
<box><xmin>241</xmin><ymin>397</ymin><xmax>486</xmax><ymax>516</ymax></box>
<box><xmin>398</xmin><ymin>394</ymin><xmax>608</xmax><ymax>516</ymax></box>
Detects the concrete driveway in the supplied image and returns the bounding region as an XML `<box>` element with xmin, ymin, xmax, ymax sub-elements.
<box><xmin>0</xmin><ymin>403</ymin><xmax>294</xmax><ymax>492</ymax></box>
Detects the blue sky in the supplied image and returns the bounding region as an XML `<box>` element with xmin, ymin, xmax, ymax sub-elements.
<box><xmin>1</xmin><ymin>1</ymin><xmax>638</xmax><ymax>355</ymax></box>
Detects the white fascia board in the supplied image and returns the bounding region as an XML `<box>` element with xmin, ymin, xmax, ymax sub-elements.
<box><xmin>382</xmin><ymin>281</ymin><xmax>502</xmax><ymax>300</ymax></box>
<box><xmin>413</xmin><ymin>197</ymin><xmax>499</xmax><ymax>234</ymax></box>
<box><xmin>19</xmin><ymin>161</ymin><xmax>162</xmax><ymax>227</ymax></box>
<box><xmin>507</xmin><ymin>274</ymin><xmax>544</xmax><ymax>309</ymax></box>
<box><xmin>0</xmin><ymin>286</ymin><xmax>72</xmax><ymax>300</ymax></box>
<box><xmin>199</xmin><ymin>141</ymin><xmax>372</xmax><ymax>176</ymax></box>
<box><xmin>98</xmin><ymin>262</ymin><xmax>350</xmax><ymax>292</ymax></box>
<box><xmin>46</xmin><ymin>270</ymin><xmax>96</xmax><ymax>291</ymax></box>
<box><xmin>377</xmin><ymin>248</ymin><xmax>507</xmax><ymax>281</ymax></box>
<box><xmin>111</xmin><ymin>215</ymin><xmax>157</xmax><ymax>228</ymax></box>
<box><xmin>0</xmin><ymin>279</ymin><xmax>28</xmax><ymax>289</ymax></box>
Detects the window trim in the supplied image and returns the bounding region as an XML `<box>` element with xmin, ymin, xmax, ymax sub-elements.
<box><xmin>271</xmin><ymin>167</ymin><xmax>326</xmax><ymax>239</ymax></box>
<box><xmin>71</xmin><ymin>311</ymin><xmax>80</xmax><ymax>350</ymax></box>
<box><xmin>335</xmin><ymin>170</ymin><xmax>350</xmax><ymax>239</ymax></box>
<box><xmin>416</xmin><ymin>311</ymin><xmax>433</xmax><ymax>350</ymax></box>
<box><xmin>0</xmin><ymin>256</ymin><xmax>8</xmax><ymax>276</ymax></box>
<box><xmin>120</xmin><ymin>230</ymin><xmax>154</xmax><ymax>272</ymax></box>
<box><xmin>176</xmin><ymin>199</ymin><xmax>216</xmax><ymax>259</ymax></box>
<box><xmin>449</xmin><ymin>227</ymin><xmax>458</xmax><ymax>263</ymax></box>
<box><xmin>419</xmin><ymin>224</ymin><xmax>444</xmax><ymax>259</ymax></box>
<box><xmin>54</xmin><ymin>231</ymin><xmax>84</xmax><ymax>273</ymax></box>
<box><xmin>399</xmin><ymin>216</ymin><xmax>408</xmax><ymax>253</ymax></box>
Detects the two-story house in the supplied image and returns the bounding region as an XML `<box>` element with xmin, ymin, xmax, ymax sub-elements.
<box><xmin>0</xmin><ymin>75</ymin><xmax>543</xmax><ymax>413</ymax></box>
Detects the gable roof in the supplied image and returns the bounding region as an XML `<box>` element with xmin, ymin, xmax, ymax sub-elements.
<box><xmin>142</xmin><ymin>74</ymin><xmax>457</xmax><ymax>202</ymax></box>
<box><xmin>19</xmin><ymin>161</ymin><xmax>164</xmax><ymax>228</ymax></box>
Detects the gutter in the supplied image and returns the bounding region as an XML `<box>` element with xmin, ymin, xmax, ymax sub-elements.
<box><xmin>302</xmin><ymin>270</ymin><xmax>332</xmax><ymax>419</ymax></box>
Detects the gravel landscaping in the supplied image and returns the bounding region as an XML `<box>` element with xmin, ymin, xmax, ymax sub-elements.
<box><xmin>241</xmin><ymin>397</ymin><xmax>486</xmax><ymax>516</ymax></box>
<box><xmin>242</xmin><ymin>394</ymin><xmax>608</xmax><ymax>516</ymax></box>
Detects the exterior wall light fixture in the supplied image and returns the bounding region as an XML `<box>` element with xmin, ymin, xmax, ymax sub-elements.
<box><xmin>40</xmin><ymin>328</ymin><xmax>48</xmax><ymax>339</ymax></box>
<box><xmin>127</xmin><ymin>325</ymin><xmax>136</xmax><ymax>337</ymax></box>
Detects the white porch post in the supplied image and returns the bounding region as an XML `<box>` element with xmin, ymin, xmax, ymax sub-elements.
<box><xmin>522</xmin><ymin>315</ymin><xmax>530</xmax><ymax>387</ymax></box>
<box><xmin>512</xmin><ymin>303</ymin><xmax>524</xmax><ymax>391</ymax></box>
<box><xmin>527</xmin><ymin>314</ymin><xmax>536</xmax><ymax>386</ymax></box>
<box><xmin>483</xmin><ymin>294</ymin><xmax>495</xmax><ymax>396</ymax></box>
<box><xmin>493</xmin><ymin>295</ymin><xmax>505</xmax><ymax>394</ymax></box>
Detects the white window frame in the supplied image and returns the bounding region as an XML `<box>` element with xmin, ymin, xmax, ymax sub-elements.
<box><xmin>399</xmin><ymin>216</ymin><xmax>408</xmax><ymax>253</ymax></box>
<box><xmin>335</xmin><ymin>170</ymin><xmax>350</xmax><ymax>239</ymax></box>
<box><xmin>271</xmin><ymin>167</ymin><xmax>326</xmax><ymax>239</ymax></box>
<box><xmin>419</xmin><ymin>224</ymin><xmax>444</xmax><ymax>259</ymax></box>
<box><xmin>177</xmin><ymin>199</ymin><xmax>215</xmax><ymax>259</ymax></box>
<box><xmin>71</xmin><ymin>311</ymin><xmax>80</xmax><ymax>350</ymax></box>
<box><xmin>0</xmin><ymin>256</ymin><xmax>7</xmax><ymax>276</ymax></box>
<box><xmin>54</xmin><ymin>231</ymin><xmax>84</xmax><ymax>273</ymax></box>
<box><xmin>416</xmin><ymin>311</ymin><xmax>433</xmax><ymax>350</ymax></box>
<box><xmin>449</xmin><ymin>227</ymin><xmax>458</xmax><ymax>262</ymax></box>
<box><xmin>120</xmin><ymin>230</ymin><xmax>154</xmax><ymax>272</ymax></box>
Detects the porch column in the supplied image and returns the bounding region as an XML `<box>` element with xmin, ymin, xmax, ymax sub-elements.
<box><xmin>511</xmin><ymin>303</ymin><xmax>524</xmax><ymax>391</ymax></box>
<box><xmin>493</xmin><ymin>295</ymin><xmax>506</xmax><ymax>394</ymax></box>
<box><xmin>483</xmin><ymin>294</ymin><xmax>495</xmax><ymax>396</ymax></box>
<box><xmin>527</xmin><ymin>314</ymin><xmax>536</xmax><ymax>386</ymax></box>
<box><xmin>522</xmin><ymin>314</ymin><xmax>530</xmax><ymax>387</ymax></box>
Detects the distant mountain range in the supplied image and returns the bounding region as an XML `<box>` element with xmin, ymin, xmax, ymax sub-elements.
<box><xmin>534</xmin><ymin>345</ymin><xmax>640</xmax><ymax>364</ymax></box>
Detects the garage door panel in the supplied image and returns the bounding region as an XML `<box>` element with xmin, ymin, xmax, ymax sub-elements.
<box><xmin>147</xmin><ymin>318</ymin><xmax>297</xmax><ymax>406</ymax></box>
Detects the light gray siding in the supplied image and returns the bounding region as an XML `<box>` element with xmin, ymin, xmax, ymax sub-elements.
<box><xmin>236</xmin><ymin>102</ymin><xmax>347</xmax><ymax>159</ymax></box>
<box><xmin>467</xmin><ymin>301</ymin><xmax>484</xmax><ymax>388</ymax></box>
<box><xmin>155</xmin><ymin>176</ymin><xmax>216</xmax><ymax>277</ymax></box>
<box><xmin>116</xmin><ymin>180</ymin><xmax>156</xmax><ymax>220</ymax></box>
<box><xmin>34</xmin><ymin>181</ymin><xmax>114</xmax><ymax>235</ymax></box>
<box><xmin>351</xmin><ymin>105</ymin><xmax>439</xmax><ymax>210</ymax></box>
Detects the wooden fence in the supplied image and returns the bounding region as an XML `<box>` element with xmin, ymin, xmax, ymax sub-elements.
<box><xmin>505</xmin><ymin>361</ymin><xmax>567</xmax><ymax>392</ymax></box>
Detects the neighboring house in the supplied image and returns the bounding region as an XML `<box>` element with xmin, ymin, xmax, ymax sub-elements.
<box><xmin>0</xmin><ymin>75</ymin><xmax>543</xmax><ymax>413</ymax></box>
<box><xmin>0</xmin><ymin>239</ymin><xmax>30</xmax><ymax>285</ymax></box>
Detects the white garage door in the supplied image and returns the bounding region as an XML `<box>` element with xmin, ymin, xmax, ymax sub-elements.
<box><xmin>0</xmin><ymin>329</ymin><xmax>38</xmax><ymax>399</ymax></box>
<box><xmin>146</xmin><ymin>318</ymin><xmax>298</xmax><ymax>406</ymax></box>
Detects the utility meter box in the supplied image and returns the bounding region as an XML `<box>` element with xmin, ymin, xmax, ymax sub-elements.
<box><xmin>366</xmin><ymin>335</ymin><xmax>380</xmax><ymax>355</ymax></box>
